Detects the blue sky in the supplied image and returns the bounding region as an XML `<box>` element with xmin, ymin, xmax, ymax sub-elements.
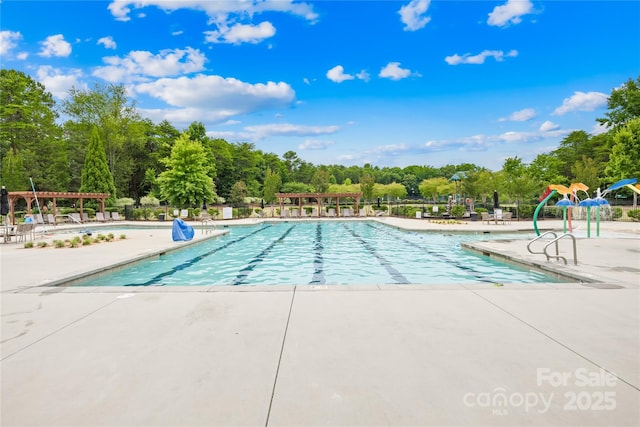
<box><xmin>1</xmin><ymin>1</ymin><xmax>639</xmax><ymax>170</ymax></box>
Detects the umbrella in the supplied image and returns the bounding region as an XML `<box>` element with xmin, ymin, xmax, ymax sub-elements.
<box><xmin>591</xmin><ymin>193</ymin><xmax>610</xmax><ymax>237</ymax></box>
<box><xmin>578</xmin><ymin>198</ymin><xmax>599</xmax><ymax>238</ymax></box>
<box><xmin>493</xmin><ymin>190</ymin><xmax>499</xmax><ymax>209</ymax></box>
<box><xmin>261</xmin><ymin>199</ymin><xmax>264</xmax><ymax>209</ymax></box>
<box><xmin>555</xmin><ymin>197</ymin><xmax>573</xmax><ymax>233</ymax></box>
<box><xmin>0</xmin><ymin>186</ymin><xmax>8</xmax><ymax>216</ymax></box>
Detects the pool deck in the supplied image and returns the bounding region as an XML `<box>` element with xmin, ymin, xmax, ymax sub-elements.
<box><xmin>1</xmin><ymin>218</ymin><xmax>639</xmax><ymax>426</ymax></box>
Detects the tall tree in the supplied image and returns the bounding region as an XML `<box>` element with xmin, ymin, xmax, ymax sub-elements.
<box><xmin>311</xmin><ymin>169</ymin><xmax>330</xmax><ymax>193</ymax></box>
<box><xmin>0</xmin><ymin>69</ymin><xmax>67</xmax><ymax>191</ymax></box>
<box><xmin>80</xmin><ymin>126</ymin><xmax>117</xmax><ymax>204</ymax></box>
<box><xmin>157</xmin><ymin>134</ymin><xmax>214</xmax><ymax>208</ymax></box>
<box><xmin>263</xmin><ymin>168</ymin><xmax>282</xmax><ymax>203</ymax></box>
<box><xmin>61</xmin><ymin>83</ymin><xmax>143</xmax><ymax>196</ymax></box>
<box><xmin>598</xmin><ymin>76</ymin><xmax>640</xmax><ymax>129</ymax></box>
<box><xmin>605</xmin><ymin>117</ymin><xmax>640</xmax><ymax>180</ymax></box>
<box><xmin>359</xmin><ymin>172</ymin><xmax>375</xmax><ymax>202</ymax></box>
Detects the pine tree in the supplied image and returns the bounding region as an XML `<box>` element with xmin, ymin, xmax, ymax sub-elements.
<box><xmin>80</xmin><ymin>126</ymin><xmax>116</xmax><ymax>203</ymax></box>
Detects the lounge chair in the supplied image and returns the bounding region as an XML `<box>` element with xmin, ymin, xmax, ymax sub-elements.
<box><xmin>70</xmin><ymin>213</ymin><xmax>82</xmax><ymax>223</ymax></box>
<box><xmin>359</xmin><ymin>209</ymin><xmax>366</xmax><ymax>217</ymax></box>
<box><xmin>35</xmin><ymin>213</ymin><xmax>45</xmax><ymax>224</ymax></box>
<box><xmin>328</xmin><ymin>208</ymin><xmax>336</xmax><ymax>218</ymax></box>
<box><xmin>180</xmin><ymin>209</ymin><xmax>189</xmax><ymax>219</ymax></box>
<box><xmin>46</xmin><ymin>214</ymin><xmax>56</xmax><ymax>225</ymax></box>
<box><xmin>291</xmin><ymin>208</ymin><xmax>299</xmax><ymax>218</ymax></box>
<box><xmin>301</xmin><ymin>209</ymin><xmax>307</xmax><ymax>218</ymax></box>
<box><xmin>481</xmin><ymin>212</ymin><xmax>493</xmax><ymax>224</ymax></box>
<box><xmin>82</xmin><ymin>212</ymin><xmax>91</xmax><ymax>222</ymax></box>
<box><xmin>96</xmin><ymin>212</ymin><xmax>106</xmax><ymax>222</ymax></box>
<box><xmin>111</xmin><ymin>212</ymin><xmax>122</xmax><ymax>221</ymax></box>
<box><xmin>311</xmin><ymin>208</ymin><xmax>319</xmax><ymax>217</ymax></box>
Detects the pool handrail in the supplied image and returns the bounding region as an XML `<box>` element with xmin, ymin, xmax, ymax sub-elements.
<box><xmin>527</xmin><ymin>231</ymin><xmax>558</xmax><ymax>256</ymax></box>
<box><xmin>543</xmin><ymin>233</ymin><xmax>578</xmax><ymax>266</ymax></box>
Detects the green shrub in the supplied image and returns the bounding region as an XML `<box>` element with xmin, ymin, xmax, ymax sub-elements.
<box><xmin>612</xmin><ymin>207</ymin><xmax>623</xmax><ymax>219</ymax></box>
<box><xmin>451</xmin><ymin>205</ymin><xmax>466</xmax><ymax>218</ymax></box>
<box><xmin>518</xmin><ymin>204</ymin><xmax>535</xmax><ymax>219</ymax></box>
<box><xmin>116</xmin><ymin>198</ymin><xmax>135</xmax><ymax>207</ymax></box>
<box><xmin>628</xmin><ymin>209</ymin><xmax>640</xmax><ymax>221</ymax></box>
<box><xmin>119</xmin><ymin>234</ymin><xmax>127</xmax><ymax>240</ymax></box>
<box><xmin>475</xmin><ymin>207</ymin><xmax>488</xmax><ymax>213</ymax></box>
<box><xmin>140</xmin><ymin>195</ymin><xmax>160</xmax><ymax>207</ymax></box>
<box><xmin>207</xmin><ymin>208</ymin><xmax>218</xmax><ymax>218</ymax></box>
<box><xmin>82</xmin><ymin>238</ymin><xmax>92</xmax><ymax>246</ymax></box>
<box><xmin>92</xmin><ymin>237</ymin><xmax>101</xmax><ymax>244</ymax></box>
<box><xmin>24</xmin><ymin>241</ymin><xmax>34</xmax><ymax>248</ymax></box>
<box><xmin>37</xmin><ymin>241</ymin><xmax>48</xmax><ymax>248</ymax></box>
<box><xmin>54</xmin><ymin>240</ymin><xmax>65</xmax><ymax>248</ymax></box>
<box><xmin>97</xmin><ymin>234</ymin><xmax>106</xmax><ymax>241</ymax></box>
<box><xmin>132</xmin><ymin>209</ymin><xmax>143</xmax><ymax>220</ymax></box>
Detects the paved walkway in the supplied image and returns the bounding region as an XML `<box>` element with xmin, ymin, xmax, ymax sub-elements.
<box><xmin>1</xmin><ymin>218</ymin><xmax>639</xmax><ymax>426</ymax></box>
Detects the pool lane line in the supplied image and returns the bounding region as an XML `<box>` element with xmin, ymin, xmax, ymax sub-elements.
<box><xmin>231</xmin><ymin>225</ymin><xmax>296</xmax><ymax>286</ymax></box>
<box><xmin>364</xmin><ymin>223</ymin><xmax>495</xmax><ymax>283</ymax></box>
<box><xmin>341</xmin><ymin>224</ymin><xmax>410</xmax><ymax>284</ymax></box>
<box><xmin>309</xmin><ymin>222</ymin><xmax>326</xmax><ymax>285</ymax></box>
<box><xmin>123</xmin><ymin>225</ymin><xmax>273</xmax><ymax>287</ymax></box>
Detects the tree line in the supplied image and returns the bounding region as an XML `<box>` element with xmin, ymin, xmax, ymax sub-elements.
<box><xmin>1</xmin><ymin>69</ymin><xmax>638</xmax><ymax>209</ymax></box>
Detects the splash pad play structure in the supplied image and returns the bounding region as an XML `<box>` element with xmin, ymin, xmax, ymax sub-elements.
<box><xmin>533</xmin><ymin>178</ymin><xmax>639</xmax><ymax>237</ymax></box>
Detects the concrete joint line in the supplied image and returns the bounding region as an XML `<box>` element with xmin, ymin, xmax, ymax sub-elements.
<box><xmin>1</xmin><ymin>299</ymin><xmax>119</xmax><ymax>362</ymax></box>
<box><xmin>265</xmin><ymin>286</ymin><xmax>297</xmax><ymax>426</ymax></box>
<box><xmin>470</xmin><ymin>290</ymin><xmax>640</xmax><ymax>392</ymax></box>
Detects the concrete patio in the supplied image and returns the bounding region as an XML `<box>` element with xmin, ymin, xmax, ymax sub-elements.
<box><xmin>1</xmin><ymin>218</ymin><xmax>638</xmax><ymax>426</ymax></box>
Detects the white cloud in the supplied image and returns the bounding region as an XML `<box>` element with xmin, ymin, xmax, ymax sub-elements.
<box><xmin>172</xmin><ymin>30</ymin><xmax>184</xmax><ymax>36</ymax></box>
<box><xmin>97</xmin><ymin>36</ymin><xmax>117</xmax><ymax>49</ymax></box>
<box><xmin>424</xmin><ymin>126</ymin><xmax>571</xmax><ymax>152</ymax></box>
<box><xmin>398</xmin><ymin>0</ymin><xmax>431</xmax><ymax>31</ymax></box>
<box><xmin>445</xmin><ymin>49</ymin><xmax>517</xmax><ymax>65</ymax></box>
<box><xmin>303</xmin><ymin>77</ymin><xmax>311</xmax><ymax>85</ymax></box>
<box><xmin>39</xmin><ymin>34</ymin><xmax>72</xmax><ymax>57</ymax></box>
<box><xmin>591</xmin><ymin>122</ymin><xmax>610</xmax><ymax>136</ymax></box>
<box><xmin>93</xmin><ymin>47</ymin><xmax>207</xmax><ymax>82</ymax></box>
<box><xmin>327</xmin><ymin>65</ymin><xmax>354</xmax><ymax>83</ymax></box>
<box><xmin>134</xmin><ymin>74</ymin><xmax>295</xmax><ymax>124</ymax></box>
<box><xmin>487</xmin><ymin>0</ymin><xmax>533</xmax><ymax>28</ymax></box>
<box><xmin>553</xmin><ymin>91</ymin><xmax>608</xmax><ymax>115</ymax></box>
<box><xmin>356</xmin><ymin>70</ymin><xmax>370</xmax><ymax>82</ymax></box>
<box><xmin>372</xmin><ymin>144</ymin><xmax>410</xmax><ymax>154</ymax></box>
<box><xmin>35</xmin><ymin>66</ymin><xmax>85</xmax><ymax>99</ymax></box>
<box><xmin>205</xmin><ymin>21</ymin><xmax>276</xmax><ymax>44</ymax></box>
<box><xmin>223</xmin><ymin>119</ymin><xmax>241</xmax><ymax>125</ymax></box>
<box><xmin>244</xmin><ymin>123</ymin><xmax>340</xmax><ymax>139</ymax></box>
<box><xmin>499</xmin><ymin>108</ymin><xmax>536</xmax><ymax>122</ymax></box>
<box><xmin>379</xmin><ymin>62</ymin><xmax>412</xmax><ymax>80</ymax></box>
<box><xmin>539</xmin><ymin>120</ymin><xmax>559</xmax><ymax>132</ymax></box>
<box><xmin>0</xmin><ymin>30</ymin><xmax>22</xmax><ymax>55</ymax></box>
<box><xmin>299</xmin><ymin>139</ymin><xmax>335</xmax><ymax>150</ymax></box>
<box><xmin>108</xmin><ymin>0</ymin><xmax>318</xmax><ymax>25</ymax></box>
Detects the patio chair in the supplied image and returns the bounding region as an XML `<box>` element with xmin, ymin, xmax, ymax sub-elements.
<box><xmin>111</xmin><ymin>212</ymin><xmax>122</xmax><ymax>221</ymax></box>
<box><xmin>481</xmin><ymin>212</ymin><xmax>493</xmax><ymax>224</ymax></box>
<box><xmin>35</xmin><ymin>213</ymin><xmax>45</xmax><ymax>224</ymax></box>
<box><xmin>180</xmin><ymin>209</ymin><xmax>189</xmax><ymax>219</ymax></box>
<box><xmin>96</xmin><ymin>212</ymin><xmax>106</xmax><ymax>222</ymax></box>
<box><xmin>300</xmin><ymin>209</ymin><xmax>307</xmax><ymax>218</ymax></box>
<box><xmin>46</xmin><ymin>214</ymin><xmax>56</xmax><ymax>225</ymax></box>
<box><xmin>15</xmin><ymin>223</ymin><xmax>35</xmax><ymax>243</ymax></box>
<box><xmin>311</xmin><ymin>208</ymin><xmax>319</xmax><ymax>217</ymax></box>
<box><xmin>359</xmin><ymin>209</ymin><xmax>366</xmax><ymax>217</ymax></box>
<box><xmin>82</xmin><ymin>212</ymin><xmax>91</xmax><ymax>222</ymax></box>
<box><xmin>328</xmin><ymin>208</ymin><xmax>336</xmax><ymax>217</ymax></box>
<box><xmin>291</xmin><ymin>208</ymin><xmax>299</xmax><ymax>218</ymax></box>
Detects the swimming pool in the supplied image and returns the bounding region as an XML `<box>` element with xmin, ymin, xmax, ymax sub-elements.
<box><xmin>72</xmin><ymin>221</ymin><xmax>563</xmax><ymax>286</ymax></box>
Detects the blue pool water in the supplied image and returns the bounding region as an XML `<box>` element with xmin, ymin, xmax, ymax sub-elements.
<box><xmin>73</xmin><ymin>221</ymin><xmax>562</xmax><ymax>286</ymax></box>
<box><xmin>76</xmin><ymin>221</ymin><xmax>559</xmax><ymax>286</ymax></box>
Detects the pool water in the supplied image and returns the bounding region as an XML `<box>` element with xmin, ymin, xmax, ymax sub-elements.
<box><xmin>73</xmin><ymin>221</ymin><xmax>562</xmax><ymax>286</ymax></box>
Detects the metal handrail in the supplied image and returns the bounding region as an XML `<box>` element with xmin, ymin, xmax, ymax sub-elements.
<box><xmin>543</xmin><ymin>233</ymin><xmax>578</xmax><ymax>265</ymax></box>
<box><xmin>527</xmin><ymin>231</ymin><xmax>558</xmax><ymax>256</ymax></box>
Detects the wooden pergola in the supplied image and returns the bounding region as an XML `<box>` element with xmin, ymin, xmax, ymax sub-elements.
<box><xmin>275</xmin><ymin>192</ymin><xmax>362</xmax><ymax>217</ymax></box>
<box><xmin>7</xmin><ymin>191</ymin><xmax>110</xmax><ymax>224</ymax></box>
